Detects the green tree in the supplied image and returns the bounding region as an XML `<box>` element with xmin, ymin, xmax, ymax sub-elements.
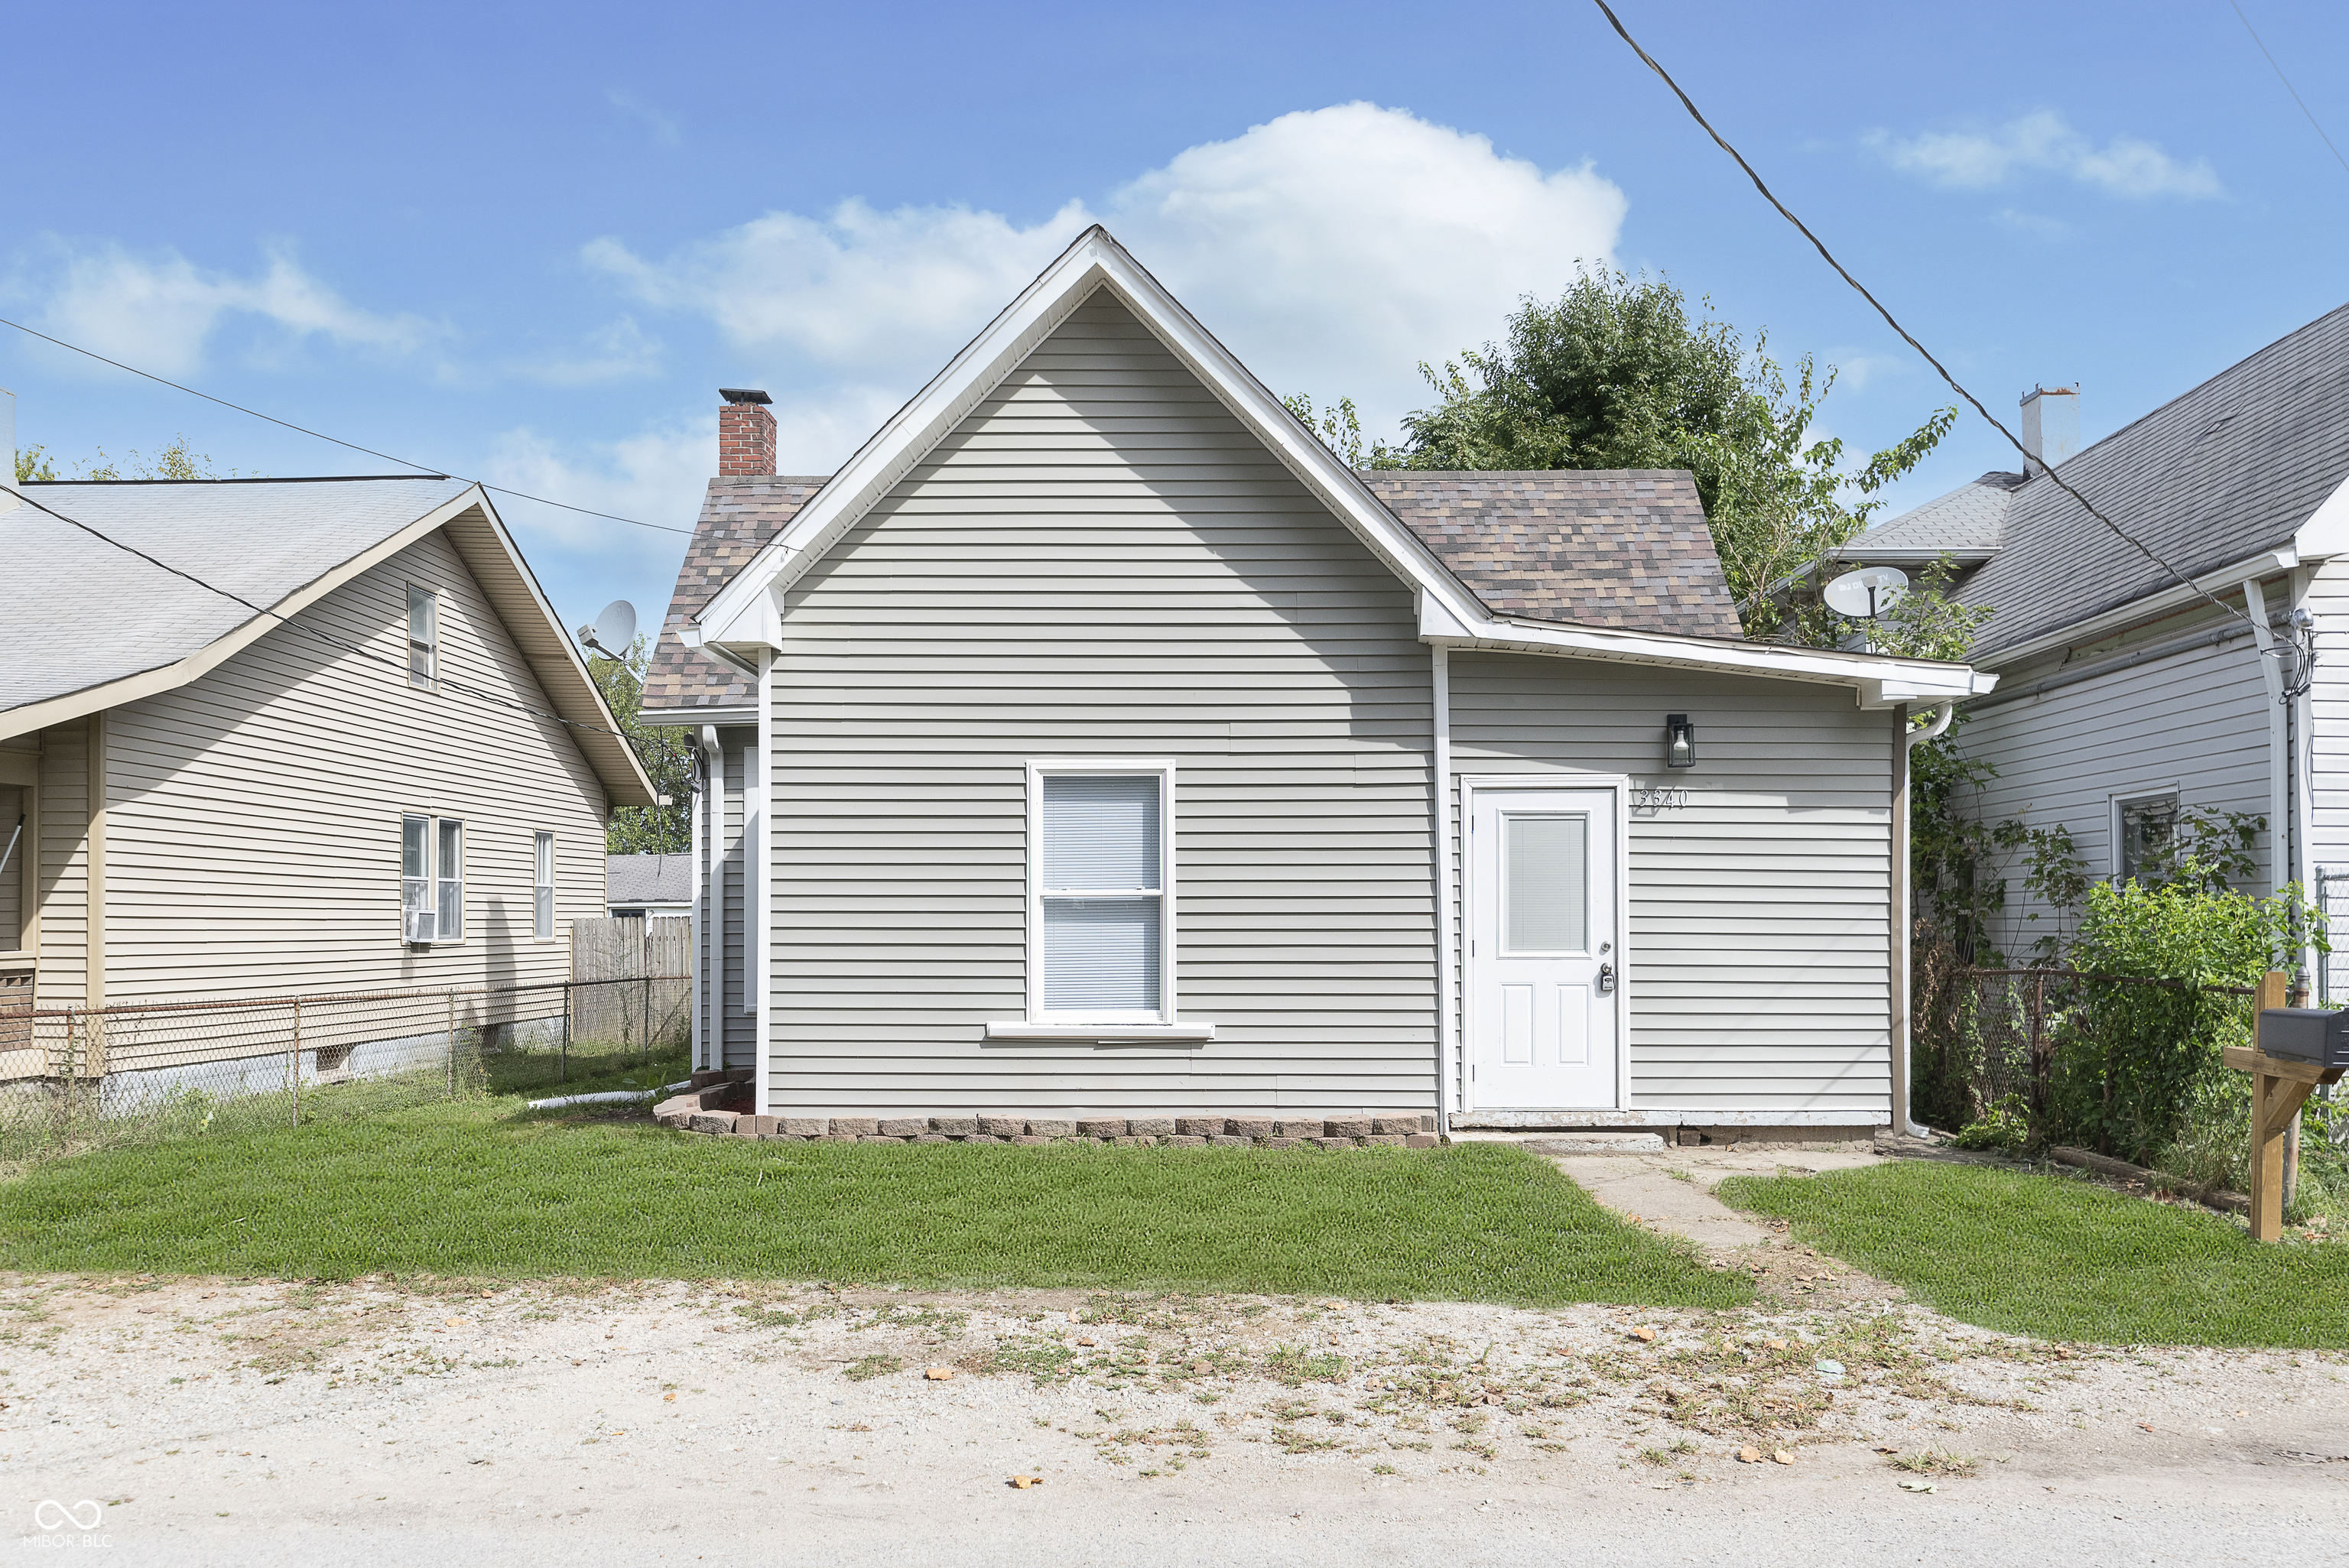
<box><xmin>18</xmin><ymin>435</ymin><xmax>245</xmax><ymax>481</ymax></box>
<box><xmin>587</xmin><ymin>634</ymin><xmax>694</xmax><ymax>855</ymax></box>
<box><xmin>1295</xmin><ymin>268</ymin><xmax>1955</xmax><ymax>643</ymax></box>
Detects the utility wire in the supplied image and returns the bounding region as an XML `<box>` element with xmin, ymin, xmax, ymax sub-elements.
<box><xmin>2228</xmin><ymin>0</ymin><xmax>2349</xmax><ymax>180</ymax></box>
<box><xmin>0</xmin><ymin>313</ymin><xmax>692</xmax><ymax>536</ymax></box>
<box><xmin>8</xmin><ymin>485</ymin><xmax>645</xmax><ymax>747</ymax></box>
<box><xmin>1588</xmin><ymin>0</ymin><xmax>2261</xmax><ymax>638</ymax></box>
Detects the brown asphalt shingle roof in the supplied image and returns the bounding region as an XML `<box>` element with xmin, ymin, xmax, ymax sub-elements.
<box><xmin>1366</xmin><ymin>469</ymin><xmax>1743</xmax><ymax>638</ymax></box>
<box><xmin>641</xmin><ymin>476</ymin><xmax>827</xmax><ymax>715</ymax></box>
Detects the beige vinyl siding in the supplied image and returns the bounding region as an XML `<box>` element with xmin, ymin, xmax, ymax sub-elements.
<box><xmin>721</xmin><ymin>733</ymin><xmax>756</xmax><ymax>1068</ymax></box>
<box><xmin>765</xmin><ymin>291</ymin><xmax>1436</xmax><ymax>1114</ymax></box>
<box><xmin>93</xmin><ymin>529</ymin><xmax>609</xmax><ymax>1006</ymax></box>
<box><xmin>34</xmin><ymin>719</ymin><xmax>93</xmax><ymax>1008</ymax></box>
<box><xmin>1954</xmin><ymin>629</ymin><xmax>2273</xmax><ymax>958</ymax></box>
<box><xmin>1448</xmin><ymin>652</ymin><xmax>1895</xmax><ymax>1120</ymax></box>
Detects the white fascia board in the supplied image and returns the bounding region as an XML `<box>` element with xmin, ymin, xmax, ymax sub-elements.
<box><xmin>2292</xmin><ymin>469</ymin><xmax>2349</xmax><ymax>561</ymax></box>
<box><xmin>1976</xmin><ymin>545</ymin><xmax>2299</xmax><ymax>670</ymax></box>
<box><xmin>692</xmin><ymin>224</ymin><xmax>1496</xmax><ymax>654</ymax></box>
<box><xmin>687</xmin><ymin>222</ymin><xmax>1992</xmax><ymax>709</ymax></box>
<box><xmin>1418</xmin><ymin>605</ymin><xmax>1994</xmax><ymax>705</ymax></box>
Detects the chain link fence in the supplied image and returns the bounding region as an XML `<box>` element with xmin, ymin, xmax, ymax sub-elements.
<box><xmin>0</xmin><ymin>973</ymin><xmax>689</xmax><ymax>1170</ymax></box>
<box><xmin>1912</xmin><ymin>956</ymin><xmax>2258</xmax><ymax>1147</ymax></box>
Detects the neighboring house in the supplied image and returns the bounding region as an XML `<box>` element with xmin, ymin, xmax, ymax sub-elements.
<box><xmin>1828</xmin><ymin>304</ymin><xmax>2349</xmax><ymax>976</ymax></box>
<box><xmin>642</xmin><ymin>227</ymin><xmax>1988</xmax><ymax>1138</ymax></box>
<box><xmin>0</xmin><ymin>450</ymin><xmax>655</xmax><ymax>1037</ymax></box>
<box><xmin>607</xmin><ymin>852</ymin><xmax>694</xmax><ymax>918</ymax></box>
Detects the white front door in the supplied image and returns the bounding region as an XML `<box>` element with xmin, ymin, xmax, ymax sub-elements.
<box><xmin>1467</xmin><ymin>787</ymin><xmax>1620</xmax><ymax>1109</ymax></box>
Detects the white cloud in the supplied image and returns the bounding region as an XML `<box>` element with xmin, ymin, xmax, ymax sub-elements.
<box><xmin>584</xmin><ymin>102</ymin><xmax>1627</xmax><ymax>442</ymax></box>
<box><xmin>26</xmin><ymin>240</ymin><xmax>443</xmax><ymax>377</ymax></box>
<box><xmin>1869</xmin><ymin>111</ymin><xmax>2221</xmax><ymax>199</ymax></box>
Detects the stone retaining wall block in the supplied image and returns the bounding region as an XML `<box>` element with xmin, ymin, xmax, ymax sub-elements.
<box><xmin>1076</xmin><ymin>1118</ymin><xmax>1129</xmax><ymax>1138</ymax></box>
<box><xmin>830</xmin><ymin>1118</ymin><xmax>880</xmax><ymax>1137</ymax></box>
<box><xmin>1404</xmin><ymin>1133</ymin><xmax>1440</xmax><ymax>1148</ymax></box>
<box><xmin>781</xmin><ymin>1117</ymin><xmax>827</xmax><ymax>1137</ymax></box>
<box><xmin>976</xmin><ymin>1115</ymin><xmax>1027</xmax><ymax>1137</ymax></box>
<box><xmin>929</xmin><ymin>1115</ymin><xmax>978</xmax><ymax>1136</ymax></box>
<box><xmin>1026</xmin><ymin>1118</ymin><xmax>1076</xmax><ymax>1138</ymax></box>
<box><xmin>1229</xmin><ymin>1118</ymin><xmax>1274</xmax><ymax>1139</ymax></box>
<box><xmin>877</xmin><ymin>1117</ymin><xmax>927</xmax><ymax>1137</ymax></box>
<box><xmin>1324</xmin><ymin>1117</ymin><xmax>1374</xmax><ymax>1140</ymax></box>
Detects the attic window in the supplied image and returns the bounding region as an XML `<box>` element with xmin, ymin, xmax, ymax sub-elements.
<box><xmin>408</xmin><ymin>585</ymin><xmax>438</xmax><ymax>687</ymax></box>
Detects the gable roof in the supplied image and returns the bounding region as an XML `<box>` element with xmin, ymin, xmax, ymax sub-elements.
<box><xmin>642</xmin><ymin>475</ymin><xmax>827</xmax><ymax>722</ymax></box>
<box><xmin>607</xmin><ymin>852</ymin><xmax>693</xmax><ymax>906</ymax></box>
<box><xmin>685</xmin><ymin>226</ymin><xmax>1988</xmax><ymax>709</ymax></box>
<box><xmin>1846</xmin><ymin>302</ymin><xmax>2349</xmax><ymax>660</ymax></box>
<box><xmin>1367</xmin><ymin>470</ymin><xmax>1743</xmax><ymax>638</ymax></box>
<box><xmin>1830</xmin><ymin>470</ymin><xmax>2025</xmax><ymax>566</ymax></box>
<box><xmin>0</xmin><ymin>476</ymin><xmax>655</xmax><ymax>804</ymax></box>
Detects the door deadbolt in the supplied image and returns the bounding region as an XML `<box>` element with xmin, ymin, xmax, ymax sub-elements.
<box><xmin>1597</xmin><ymin>962</ymin><xmax>1616</xmax><ymax>995</ymax></box>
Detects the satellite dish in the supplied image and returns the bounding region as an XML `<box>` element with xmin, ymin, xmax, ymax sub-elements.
<box><xmin>1823</xmin><ymin>567</ymin><xmax>1910</xmax><ymax>621</ymax></box>
<box><xmin>578</xmin><ymin>599</ymin><xmax>638</xmax><ymax>658</ymax></box>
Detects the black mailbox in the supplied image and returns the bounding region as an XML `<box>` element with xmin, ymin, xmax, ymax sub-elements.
<box><xmin>2257</xmin><ymin>1008</ymin><xmax>2349</xmax><ymax>1070</ymax></box>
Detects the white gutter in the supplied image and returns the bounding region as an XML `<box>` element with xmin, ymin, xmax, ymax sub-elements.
<box><xmin>1978</xmin><ymin>547</ymin><xmax>2297</xmax><ymax>671</ymax></box>
<box><xmin>1430</xmin><ymin>643</ymin><xmax>1454</xmax><ymax>1135</ymax></box>
<box><xmin>696</xmin><ymin>725</ymin><xmax>722</xmax><ymax>1071</ymax></box>
<box><xmin>753</xmin><ymin>650</ymin><xmax>774</xmax><ymax>1116</ymax></box>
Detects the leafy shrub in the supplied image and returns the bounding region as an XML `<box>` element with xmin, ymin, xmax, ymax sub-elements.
<box><xmin>2049</xmin><ymin>855</ymin><xmax>2315</xmax><ymax>1164</ymax></box>
<box><xmin>1950</xmin><ymin>1092</ymin><xmax>2031</xmax><ymax>1157</ymax></box>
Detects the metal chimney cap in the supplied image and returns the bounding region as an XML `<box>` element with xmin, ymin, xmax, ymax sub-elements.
<box><xmin>719</xmin><ymin>388</ymin><xmax>772</xmax><ymax>405</ymax></box>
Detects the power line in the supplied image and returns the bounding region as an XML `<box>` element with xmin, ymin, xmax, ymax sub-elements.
<box><xmin>1588</xmin><ymin>0</ymin><xmax>2262</xmax><ymax>638</ymax></box>
<box><xmin>8</xmin><ymin>485</ymin><xmax>645</xmax><ymax>747</ymax></box>
<box><xmin>2228</xmin><ymin>0</ymin><xmax>2349</xmax><ymax>180</ymax></box>
<box><xmin>0</xmin><ymin>313</ymin><xmax>692</xmax><ymax>536</ymax></box>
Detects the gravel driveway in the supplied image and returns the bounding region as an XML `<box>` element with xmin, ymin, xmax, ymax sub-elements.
<box><xmin>5</xmin><ymin>1260</ymin><xmax>2344</xmax><ymax>1565</ymax></box>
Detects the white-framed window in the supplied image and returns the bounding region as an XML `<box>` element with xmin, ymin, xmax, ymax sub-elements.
<box><xmin>534</xmin><ymin>830</ymin><xmax>555</xmax><ymax>941</ymax></box>
<box><xmin>401</xmin><ymin>813</ymin><xmax>464</xmax><ymax>943</ymax></box>
<box><xmin>2113</xmin><ymin>790</ymin><xmax>2179</xmax><ymax>882</ymax></box>
<box><xmin>407</xmin><ymin>584</ymin><xmax>437</xmax><ymax>688</ymax></box>
<box><xmin>1027</xmin><ymin>761</ymin><xmax>1174</xmax><ymax>1024</ymax></box>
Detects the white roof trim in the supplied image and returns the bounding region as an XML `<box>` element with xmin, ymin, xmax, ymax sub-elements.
<box><xmin>1976</xmin><ymin>545</ymin><xmax>2298</xmax><ymax>670</ymax></box>
<box><xmin>692</xmin><ymin>224</ymin><xmax>1987</xmax><ymax>700</ymax></box>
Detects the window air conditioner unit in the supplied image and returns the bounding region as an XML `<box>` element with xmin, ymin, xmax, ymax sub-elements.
<box><xmin>404</xmin><ymin>911</ymin><xmax>437</xmax><ymax>944</ymax></box>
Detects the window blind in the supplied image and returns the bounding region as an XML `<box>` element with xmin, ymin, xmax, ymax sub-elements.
<box><xmin>1038</xmin><ymin>774</ymin><xmax>1163</xmax><ymax>1017</ymax></box>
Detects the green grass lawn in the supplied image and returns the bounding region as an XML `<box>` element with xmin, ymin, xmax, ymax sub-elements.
<box><xmin>1717</xmin><ymin>1160</ymin><xmax>2349</xmax><ymax>1347</ymax></box>
<box><xmin>0</xmin><ymin>1085</ymin><xmax>1746</xmax><ymax>1308</ymax></box>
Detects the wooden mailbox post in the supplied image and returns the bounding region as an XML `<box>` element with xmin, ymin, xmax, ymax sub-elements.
<box><xmin>2226</xmin><ymin>969</ymin><xmax>2346</xmax><ymax>1242</ymax></box>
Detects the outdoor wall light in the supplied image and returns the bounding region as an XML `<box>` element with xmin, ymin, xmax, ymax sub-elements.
<box><xmin>1664</xmin><ymin>713</ymin><xmax>1696</xmax><ymax>770</ymax></box>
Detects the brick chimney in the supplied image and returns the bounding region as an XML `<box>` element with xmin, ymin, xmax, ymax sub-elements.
<box><xmin>718</xmin><ymin>388</ymin><xmax>775</xmax><ymax>476</ymax></box>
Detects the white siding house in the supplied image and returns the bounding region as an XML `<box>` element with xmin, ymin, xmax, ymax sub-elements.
<box><xmin>647</xmin><ymin>228</ymin><xmax>1987</xmax><ymax>1137</ymax></box>
<box><xmin>1827</xmin><ymin>307</ymin><xmax>2349</xmax><ymax>976</ymax></box>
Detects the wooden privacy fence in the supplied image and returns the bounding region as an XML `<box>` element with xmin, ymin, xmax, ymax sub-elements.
<box><xmin>570</xmin><ymin>916</ymin><xmax>692</xmax><ymax>1049</ymax></box>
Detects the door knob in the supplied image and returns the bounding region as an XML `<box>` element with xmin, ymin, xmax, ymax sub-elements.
<box><xmin>1597</xmin><ymin>963</ymin><xmax>1616</xmax><ymax>995</ymax></box>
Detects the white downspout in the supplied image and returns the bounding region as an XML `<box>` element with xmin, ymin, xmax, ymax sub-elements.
<box><xmin>2246</xmin><ymin>579</ymin><xmax>2292</xmax><ymax>899</ymax></box>
<box><xmin>1431</xmin><ymin>644</ymin><xmax>1454</xmax><ymax>1135</ymax></box>
<box><xmin>754</xmin><ymin>650</ymin><xmax>774</xmax><ymax>1116</ymax></box>
<box><xmin>696</xmin><ymin>725</ymin><xmax>721</xmax><ymax>1071</ymax></box>
<box><xmin>1901</xmin><ymin>702</ymin><xmax>1952</xmax><ymax>1137</ymax></box>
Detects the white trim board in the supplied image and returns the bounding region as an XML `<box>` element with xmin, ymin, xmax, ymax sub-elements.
<box><xmin>684</xmin><ymin>226</ymin><xmax>1990</xmax><ymax>710</ymax></box>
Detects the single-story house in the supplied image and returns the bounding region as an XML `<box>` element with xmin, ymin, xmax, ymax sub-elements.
<box><xmin>1822</xmin><ymin>303</ymin><xmax>2349</xmax><ymax>983</ymax></box>
<box><xmin>0</xmin><ymin>437</ymin><xmax>654</xmax><ymax>1067</ymax></box>
<box><xmin>607</xmin><ymin>852</ymin><xmax>694</xmax><ymax>918</ymax></box>
<box><xmin>642</xmin><ymin>227</ymin><xmax>1990</xmax><ymax>1138</ymax></box>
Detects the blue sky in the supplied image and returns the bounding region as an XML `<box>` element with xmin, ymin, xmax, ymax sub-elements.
<box><xmin>7</xmin><ymin>1</ymin><xmax>2347</xmax><ymax>639</ymax></box>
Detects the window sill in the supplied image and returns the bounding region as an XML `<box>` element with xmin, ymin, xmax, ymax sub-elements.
<box><xmin>983</xmin><ymin>1021</ymin><xmax>1216</xmax><ymax>1044</ymax></box>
